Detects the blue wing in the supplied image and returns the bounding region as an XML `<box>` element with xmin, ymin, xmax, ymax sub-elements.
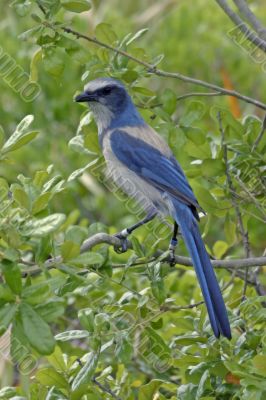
<box><xmin>110</xmin><ymin>129</ymin><xmax>231</xmax><ymax>339</ymax></box>
<box><xmin>110</xmin><ymin>129</ymin><xmax>202</xmax><ymax>214</ymax></box>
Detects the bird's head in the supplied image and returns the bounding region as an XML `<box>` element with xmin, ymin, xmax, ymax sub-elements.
<box><xmin>75</xmin><ymin>78</ymin><xmax>130</xmax><ymax>115</ymax></box>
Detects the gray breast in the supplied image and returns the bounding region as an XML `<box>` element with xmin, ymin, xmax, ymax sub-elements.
<box><xmin>102</xmin><ymin>130</ymin><xmax>168</xmax><ymax>215</ymax></box>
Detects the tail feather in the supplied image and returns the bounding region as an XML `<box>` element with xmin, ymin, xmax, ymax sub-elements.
<box><xmin>173</xmin><ymin>202</ymin><xmax>231</xmax><ymax>339</ymax></box>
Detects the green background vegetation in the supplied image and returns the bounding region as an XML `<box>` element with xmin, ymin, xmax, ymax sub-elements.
<box><xmin>0</xmin><ymin>1</ymin><xmax>265</xmax><ymax>399</ymax></box>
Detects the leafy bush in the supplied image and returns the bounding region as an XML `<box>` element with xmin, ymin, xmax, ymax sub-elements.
<box><xmin>0</xmin><ymin>1</ymin><xmax>265</xmax><ymax>399</ymax></box>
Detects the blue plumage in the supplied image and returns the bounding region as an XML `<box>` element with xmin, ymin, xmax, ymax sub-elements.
<box><xmin>110</xmin><ymin>130</ymin><xmax>201</xmax><ymax>214</ymax></box>
<box><xmin>75</xmin><ymin>77</ymin><xmax>231</xmax><ymax>339</ymax></box>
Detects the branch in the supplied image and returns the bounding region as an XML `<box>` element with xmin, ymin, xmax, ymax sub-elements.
<box><xmin>252</xmin><ymin>113</ymin><xmax>266</xmax><ymax>151</ymax></box>
<box><xmin>176</xmin><ymin>91</ymin><xmax>224</xmax><ymax>101</ymax></box>
<box><xmin>42</xmin><ymin>23</ymin><xmax>266</xmax><ymax>111</ymax></box>
<box><xmin>36</xmin><ymin>0</ymin><xmax>47</xmax><ymax>16</ymax></box>
<box><xmin>92</xmin><ymin>377</ymin><xmax>122</xmax><ymax>400</ymax></box>
<box><xmin>233</xmin><ymin>0</ymin><xmax>266</xmax><ymax>40</ymax></box>
<box><xmin>215</xmin><ymin>0</ymin><xmax>266</xmax><ymax>52</ymax></box>
<box><xmin>161</xmin><ymin>301</ymin><xmax>204</xmax><ymax>312</ymax></box>
<box><xmin>26</xmin><ymin>232</ymin><xmax>265</xmax><ymax>271</ymax></box>
<box><xmin>137</xmin><ymin>92</ymin><xmax>226</xmax><ymax>109</ymax></box>
<box><xmin>78</xmin><ymin>233</ymin><xmax>266</xmax><ymax>269</ymax></box>
<box><xmin>80</xmin><ymin>232</ymin><xmax>123</xmax><ymax>252</ymax></box>
<box><xmin>234</xmin><ymin>175</ymin><xmax>266</xmax><ymax>220</ymax></box>
<box><xmin>20</xmin><ymin>231</ymin><xmax>266</xmax><ymax>280</ymax></box>
<box><xmin>218</xmin><ymin>112</ymin><xmax>251</xmax><ymax>298</ymax></box>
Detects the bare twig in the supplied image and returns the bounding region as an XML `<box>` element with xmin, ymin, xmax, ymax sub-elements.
<box><xmin>41</xmin><ymin>23</ymin><xmax>266</xmax><ymax>111</ymax></box>
<box><xmin>215</xmin><ymin>0</ymin><xmax>266</xmax><ymax>52</ymax></box>
<box><xmin>252</xmin><ymin>113</ymin><xmax>266</xmax><ymax>151</ymax></box>
<box><xmin>176</xmin><ymin>91</ymin><xmax>224</xmax><ymax>101</ymax></box>
<box><xmin>161</xmin><ymin>300</ymin><xmax>204</xmax><ymax>312</ymax></box>
<box><xmin>92</xmin><ymin>377</ymin><xmax>122</xmax><ymax>400</ymax></box>
<box><xmin>218</xmin><ymin>112</ymin><xmax>251</xmax><ymax>299</ymax></box>
<box><xmin>233</xmin><ymin>0</ymin><xmax>266</xmax><ymax>40</ymax></box>
<box><xmin>235</xmin><ymin>175</ymin><xmax>266</xmax><ymax>220</ymax></box>
<box><xmin>36</xmin><ymin>0</ymin><xmax>47</xmax><ymax>16</ymax></box>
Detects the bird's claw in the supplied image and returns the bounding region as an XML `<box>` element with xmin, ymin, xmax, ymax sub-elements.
<box><xmin>113</xmin><ymin>229</ymin><xmax>129</xmax><ymax>253</ymax></box>
<box><xmin>168</xmin><ymin>238</ymin><xmax>178</xmax><ymax>266</ymax></box>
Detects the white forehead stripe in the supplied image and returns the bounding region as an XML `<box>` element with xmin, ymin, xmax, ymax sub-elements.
<box><xmin>84</xmin><ymin>78</ymin><xmax>123</xmax><ymax>92</ymax></box>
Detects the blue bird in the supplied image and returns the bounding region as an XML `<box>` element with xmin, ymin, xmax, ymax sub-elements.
<box><xmin>75</xmin><ymin>77</ymin><xmax>231</xmax><ymax>339</ymax></box>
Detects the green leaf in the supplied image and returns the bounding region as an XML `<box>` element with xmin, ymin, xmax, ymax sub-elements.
<box><xmin>68</xmin><ymin>135</ymin><xmax>96</xmax><ymax>156</ymax></box>
<box><xmin>94</xmin><ymin>313</ymin><xmax>110</xmax><ymax>332</ymax></box>
<box><xmin>21</xmin><ymin>213</ymin><xmax>66</xmax><ymax>237</ymax></box>
<box><xmin>71</xmin><ymin>349</ymin><xmax>100</xmax><ymax>391</ymax></box>
<box><xmin>174</xmin><ymin>334</ymin><xmax>207</xmax><ymax>345</ymax></box>
<box><xmin>252</xmin><ymin>355</ymin><xmax>266</xmax><ymax>377</ymax></box>
<box><xmin>45</xmin><ymin>387</ymin><xmax>68</xmax><ymax>400</ymax></box>
<box><xmin>0</xmin><ymin>387</ymin><xmax>18</xmax><ymax>399</ymax></box>
<box><xmin>65</xmin><ymin>225</ymin><xmax>88</xmax><ymax>245</ymax></box>
<box><xmin>11</xmin><ymin>317</ymin><xmax>32</xmax><ymax>363</ymax></box>
<box><xmin>131</xmin><ymin>236</ymin><xmax>145</xmax><ymax>257</ymax></box>
<box><xmin>95</xmin><ymin>23</ymin><xmax>117</xmax><ymax>45</ymax></box>
<box><xmin>224</xmin><ymin>216</ymin><xmax>236</xmax><ymax>244</ymax></box>
<box><xmin>68</xmin><ymin>159</ymin><xmax>99</xmax><ymax>182</ymax></box>
<box><xmin>196</xmin><ymin>369</ymin><xmax>209</xmax><ymax>400</ymax></box>
<box><xmin>183</xmin><ymin>137</ymin><xmax>212</xmax><ymax>159</ymax></box>
<box><xmin>179</xmin><ymin>101</ymin><xmax>205</xmax><ymax>126</ymax></box>
<box><xmin>61</xmin><ymin>240</ymin><xmax>80</xmax><ymax>261</ymax></box>
<box><xmin>20</xmin><ymin>302</ymin><xmax>55</xmax><ymax>355</ymax></box>
<box><xmin>16</xmin><ymin>114</ymin><xmax>34</xmax><ymax>132</ymax></box>
<box><xmin>177</xmin><ymin>383</ymin><xmax>197</xmax><ymax>400</ymax></box>
<box><xmin>211</xmin><ymin>106</ymin><xmax>244</xmax><ymax>139</ymax></box>
<box><xmin>126</xmin><ymin>28</ymin><xmax>149</xmax><ymax>46</ymax></box>
<box><xmin>0</xmin><ymin>125</ymin><xmax>5</xmax><ymax>148</ymax></box>
<box><xmin>2</xmin><ymin>131</ymin><xmax>38</xmax><ymax>154</ymax></box>
<box><xmin>11</xmin><ymin>0</ymin><xmax>32</xmax><ymax>16</ymax></box>
<box><xmin>133</xmin><ymin>86</ymin><xmax>155</xmax><ymax>96</ymax></box>
<box><xmin>47</xmin><ymin>346</ymin><xmax>67</xmax><ymax>372</ymax></box>
<box><xmin>22</xmin><ymin>282</ymin><xmax>51</xmax><ymax>305</ymax></box>
<box><xmin>192</xmin><ymin>185</ymin><xmax>218</xmax><ymax>211</ymax></box>
<box><xmin>2</xmin><ymin>262</ymin><xmax>22</xmax><ymax>295</ymax></box>
<box><xmin>0</xmin><ymin>285</ymin><xmax>15</xmax><ymax>303</ymax></box>
<box><xmin>0</xmin><ymin>303</ymin><xmax>18</xmax><ymax>334</ymax></box>
<box><xmin>139</xmin><ymin>379</ymin><xmax>165</xmax><ymax>400</ymax></box>
<box><xmin>78</xmin><ymin>308</ymin><xmax>95</xmax><ymax>332</ymax></box>
<box><xmin>183</xmin><ymin>127</ymin><xmax>206</xmax><ymax>145</ymax></box>
<box><xmin>151</xmin><ymin>278</ymin><xmax>166</xmax><ymax>305</ymax></box>
<box><xmin>43</xmin><ymin>47</ymin><xmax>65</xmax><ymax>78</ymax></box>
<box><xmin>70</xmin><ymin>251</ymin><xmax>104</xmax><ymax>266</ymax></box>
<box><xmin>201</xmin><ymin>159</ymin><xmax>225</xmax><ymax>177</ymax></box>
<box><xmin>61</xmin><ymin>0</ymin><xmax>91</xmax><ymax>13</ymax></box>
<box><xmin>32</xmin><ymin>192</ymin><xmax>52</xmax><ymax>214</ymax></box>
<box><xmin>36</xmin><ymin>367</ymin><xmax>68</xmax><ymax>388</ymax></box>
<box><xmin>145</xmin><ymin>327</ymin><xmax>170</xmax><ymax>356</ymax></box>
<box><xmin>11</xmin><ymin>185</ymin><xmax>30</xmax><ymax>210</ymax></box>
<box><xmin>1</xmin><ymin>115</ymin><xmax>37</xmax><ymax>154</ymax></box>
<box><xmin>149</xmin><ymin>262</ymin><xmax>166</xmax><ymax>305</ymax></box>
<box><xmin>115</xmin><ymin>334</ymin><xmax>133</xmax><ymax>363</ymax></box>
<box><xmin>161</xmin><ymin>88</ymin><xmax>177</xmax><ymax>115</ymax></box>
<box><xmin>30</xmin><ymin>48</ymin><xmax>42</xmax><ymax>82</ymax></box>
<box><xmin>213</xmin><ymin>241</ymin><xmax>228</xmax><ymax>259</ymax></box>
<box><xmin>35</xmin><ymin>299</ymin><xmax>65</xmax><ymax>322</ymax></box>
<box><xmin>55</xmin><ymin>330</ymin><xmax>90</xmax><ymax>341</ymax></box>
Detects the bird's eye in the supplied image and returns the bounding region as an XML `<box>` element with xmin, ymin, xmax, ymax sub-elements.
<box><xmin>101</xmin><ymin>87</ymin><xmax>112</xmax><ymax>96</ymax></box>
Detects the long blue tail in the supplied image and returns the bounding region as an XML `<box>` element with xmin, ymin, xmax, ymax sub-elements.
<box><xmin>172</xmin><ymin>200</ymin><xmax>231</xmax><ymax>339</ymax></box>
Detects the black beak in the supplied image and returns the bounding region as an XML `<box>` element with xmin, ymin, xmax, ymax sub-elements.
<box><xmin>75</xmin><ymin>92</ymin><xmax>97</xmax><ymax>103</ymax></box>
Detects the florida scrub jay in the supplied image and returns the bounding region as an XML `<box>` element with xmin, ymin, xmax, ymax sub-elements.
<box><xmin>75</xmin><ymin>78</ymin><xmax>231</xmax><ymax>339</ymax></box>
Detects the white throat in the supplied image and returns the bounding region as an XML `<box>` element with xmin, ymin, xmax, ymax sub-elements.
<box><xmin>89</xmin><ymin>102</ymin><xmax>114</xmax><ymax>133</ymax></box>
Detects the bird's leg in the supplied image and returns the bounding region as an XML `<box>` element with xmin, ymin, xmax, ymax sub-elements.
<box><xmin>114</xmin><ymin>209</ymin><xmax>157</xmax><ymax>253</ymax></box>
<box><xmin>169</xmin><ymin>222</ymin><xmax>179</xmax><ymax>266</ymax></box>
